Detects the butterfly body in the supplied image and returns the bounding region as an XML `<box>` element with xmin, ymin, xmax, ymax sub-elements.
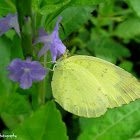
<box><xmin>51</xmin><ymin>55</ymin><xmax>140</xmax><ymax>118</ymax></box>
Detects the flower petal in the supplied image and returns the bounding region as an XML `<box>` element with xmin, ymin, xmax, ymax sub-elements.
<box><xmin>0</xmin><ymin>13</ymin><xmax>13</xmax><ymax>36</ymax></box>
<box><xmin>50</xmin><ymin>44</ymin><xmax>57</xmax><ymax>62</ymax></box>
<box><xmin>0</xmin><ymin>13</ymin><xmax>20</xmax><ymax>36</ymax></box>
<box><xmin>32</xmin><ymin>27</ymin><xmax>50</xmax><ymax>45</ymax></box>
<box><xmin>53</xmin><ymin>16</ymin><xmax>62</xmax><ymax>31</ymax></box>
<box><xmin>20</xmin><ymin>72</ymin><xmax>32</xmax><ymax>89</ymax></box>
<box><xmin>10</xmin><ymin>13</ymin><xmax>20</xmax><ymax>36</ymax></box>
<box><xmin>38</xmin><ymin>27</ymin><xmax>48</xmax><ymax>37</ymax></box>
<box><xmin>26</xmin><ymin>56</ymin><xmax>31</xmax><ymax>63</ymax></box>
<box><xmin>5</xmin><ymin>58</ymin><xmax>23</xmax><ymax>72</ymax></box>
<box><xmin>25</xmin><ymin>60</ymin><xmax>48</xmax><ymax>81</ymax></box>
<box><xmin>56</xmin><ymin>41</ymin><xmax>66</xmax><ymax>56</ymax></box>
<box><xmin>38</xmin><ymin>44</ymin><xmax>50</xmax><ymax>59</ymax></box>
<box><xmin>7</xmin><ymin>70</ymin><xmax>23</xmax><ymax>82</ymax></box>
<box><xmin>52</xmin><ymin>32</ymin><xmax>66</xmax><ymax>56</ymax></box>
<box><xmin>33</xmin><ymin>16</ymin><xmax>65</xmax><ymax>62</ymax></box>
<box><xmin>30</xmin><ymin>69</ymin><xmax>47</xmax><ymax>81</ymax></box>
<box><xmin>5</xmin><ymin>58</ymin><xmax>48</xmax><ymax>89</ymax></box>
<box><xmin>33</xmin><ymin>35</ymin><xmax>52</xmax><ymax>45</ymax></box>
<box><xmin>5</xmin><ymin>66</ymin><xmax>13</xmax><ymax>72</ymax></box>
<box><xmin>26</xmin><ymin>60</ymin><xmax>45</xmax><ymax>69</ymax></box>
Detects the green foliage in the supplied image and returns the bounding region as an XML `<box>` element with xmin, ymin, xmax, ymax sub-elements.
<box><xmin>0</xmin><ymin>0</ymin><xmax>16</xmax><ymax>16</ymax></box>
<box><xmin>37</xmin><ymin>0</ymin><xmax>106</xmax><ymax>15</ymax></box>
<box><xmin>12</xmin><ymin>101</ymin><xmax>68</xmax><ymax>140</ymax></box>
<box><xmin>39</xmin><ymin>0</ymin><xmax>71</xmax><ymax>15</ymax></box>
<box><xmin>1</xmin><ymin>0</ymin><xmax>140</xmax><ymax>140</ymax></box>
<box><xmin>50</xmin><ymin>6</ymin><xmax>95</xmax><ymax>40</ymax></box>
<box><xmin>0</xmin><ymin>37</ymin><xmax>12</xmax><ymax>92</ymax></box>
<box><xmin>0</xmin><ymin>93</ymin><xmax>30</xmax><ymax>115</ymax></box>
<box><xmin>1</xmin><ymin>113</ymin><xmax>22</xmax><ymax>130</ymax></box>
<box><xmin>127</xmin><ymin>0</ymin><xmax>140</xmax><ymax>18</ymax></box>
<box><xmin>114</xmin><ymin>18</ymin><xmax>140</xmax><ymax>39</ymax></box>
<box><xmin>87</xmin><ymin>37</ymin><xmax>131</xmax><ymax>63</ymax></box>
<box><xmin>32</xmin><ymin>0</ymin><xmax>108</xmax><ymax>29</ymax></box>
<box><xmin>78</xmin><ymin>100</ymin><xmax>140</xmax><ymax>140</ymax></box>
<box><xmin>118</xmin><ymin>61</ymin><xmax>133</xmax><ymax>72</ymax></box>
<box><xmin>40</xmin><ymin>0</ymin><xmax>106</xmax><ymax>7</ymax></box>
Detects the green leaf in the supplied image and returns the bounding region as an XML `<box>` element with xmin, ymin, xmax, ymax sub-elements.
<box><xmin>127</xmin><ymin>0</ymin><xmax>140</xmax><ymax>18</ymax></box>
<box><xmin>0</xmin><ymin>80</ymin><xmax>7</xmax><ymax>95</ymax></box>
<box><xmin>76</xmin><ymin>50</ymin><xmax>91</xmax><ymax>56</ymax></box>
<box><xmin>118</xmin><ymin>61</ymin><xmax>133</xmax><ymax>72</ymax></box>
<box><xmin>0</xmin><ymin>93</ymin><xmax>30</xmax><ymax>115</ymax></box>
<box><xmin>0</xmin><ymin>37</ymin><xmax>12</xmax><ymax>92</ymax></box>
<box><xmin>87</xmin><ymin>37</ymin><xmax>131</xmax><ymax>63</ymax></box>
<box><xmin>49</xmin><ymin>6</ymin><xmax>95</xmax><ymax>40</ymax></box>
<box><xmin>99</xmin><ymin>0</ymin><xmax>115</xmax><ymax>16</ymax></box>
<box><xmin>1</xmin><ymin>113</ymin><xmax>22</xmax><ymax>130</ymax></box>
<box><xmin>78</xmin><ymin>100</ymin><xmax>140</xmax><ymax>140</ymax></box>
<box><xmin>39</xmin><ymin>0</ymin><xmax>70</xmax><ymax>15</ymax></box>
<box><xmin>12</xmin><ymin>101</ymin><xmax>68</xmax><ymax>140</ymax></box>
<box><xmin>38</xmin><ymin>0</ymin><xmax>105</xmax><ymax>28</ymax></box>
<box><xmin>4</xmin><ymin>29</ymin><xmax>16</xmax><ymax>40</ymax></box>
<box><xmin>40</xmin><ymin>0</ymin><xmax>106</xmax><ymax>8</ymax></box>
<box><xmin>129</xmin><ymin>129</ymin><xmax>140</xmax><ymax>140</ymax></box>
<box><xmin>0</xmin><ymin>0</ymin><xmax>16</xmax><ymax>16</ymax></box>
<box><xmin>32</xmin><ymin>0</ymin><xmax>43</xmax><ymax>11</ymax></box>
<box><xmin>68</xmin><ymin>0</ymin><xmax>106</xmax><ymax>6</ymax></box>
<box><xmin>114</xmin><ymin>18</ymin><xmax>140</xmax><ymax>39</ymax></box>
<box><xmin>77</xmin><ymin>27</ymin><xmax>90</xmax><ymax>43</ymax></box>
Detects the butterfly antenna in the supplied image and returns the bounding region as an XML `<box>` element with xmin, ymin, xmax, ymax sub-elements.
<box><xmin>59</xmin><ymin>23</ymin><xmax>68</xmax><ymax>48</ymax></box>
<box><xmin>33</xmin><ymin>45</ymin><xmax>38</xmax><ymax>55</ymax></box>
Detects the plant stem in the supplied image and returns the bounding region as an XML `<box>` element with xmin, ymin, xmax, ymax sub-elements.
<box><xmin>38</xmin><ymin>54</ymin><xmax>47</xmax><ymax>106</ymax></box>
<box><xmin>16</xmin><ymin>0</ymin><xmax>33</xmax><ymax>58</ymax></box>
<box><xmin>39</xmin><ymin>80</ymin><xmax>45</xmax><ymax>106</ymax></box>
<box><xmin>108</xmin><ymin>9</ymin><xmax>131</xmax><ymax>17</ymax></box>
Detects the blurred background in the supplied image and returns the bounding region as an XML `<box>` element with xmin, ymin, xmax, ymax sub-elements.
<box><xmin>0</xmin><ymin>0</ymin><xmax>140</xmax><ymax>140</ymax></box>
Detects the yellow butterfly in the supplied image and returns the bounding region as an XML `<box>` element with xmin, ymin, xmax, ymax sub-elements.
<box><xmin>51</xmin><ymin>55</ymin><xmax>140</xmax><ymax>118</ymax></box>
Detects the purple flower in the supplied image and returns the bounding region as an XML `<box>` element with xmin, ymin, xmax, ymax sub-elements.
<box><xmin>5</xmin><ymin>57</ymin><xmax>48</xmax><ymax>89</ymax></box>
<box><xmin>33</xmin><ymin>16</ymin><xmax>66</xmax><ymax>62</ymax></box>
<box><xmin>0</xmin><ymin>13</ymin><xmax>20</xmax><ymax>36</ymax></box>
